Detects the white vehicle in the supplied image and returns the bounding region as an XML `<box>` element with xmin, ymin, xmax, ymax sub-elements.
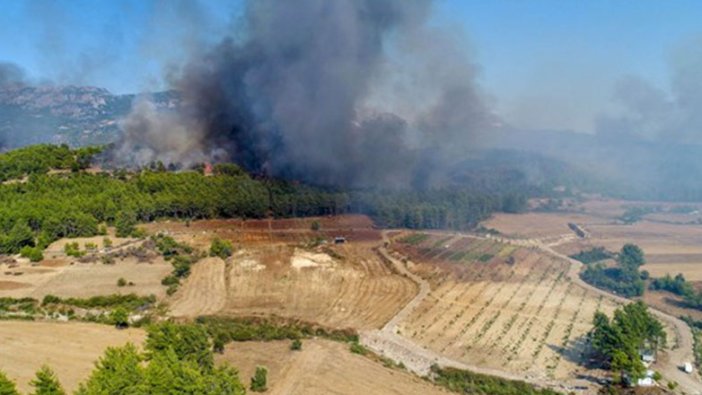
<box><xmin>683</xmin><ymin>362</ymin><xmax>693</xmax><ymax>374</ymax></box>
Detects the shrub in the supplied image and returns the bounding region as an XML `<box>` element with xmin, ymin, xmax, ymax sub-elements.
<box><xmin>102</xmin><ymin>237</ymin><xmax>113</xmax><ymax>248</ymax></box>
<box><xmin>63</xmin><ymin>242</ymin><xmax>84</xmax><ymax>257</ymax></box>
<box><xmin>291</xmin><ymin>339</ymin><xmax>302</xmax><ymax>351</ymax></box>
<box><xmin>349</xmin><ymin>342</ymin><xmax>368</xmax><ymax>355</ymax></box>
<box><xmin>250</xmin><ymin>366</ymin><xmax>268</xmax><ymax>392</ymax></box>
<box><xmin>209</xmin><ymin>238</ymin><xmax>233</xmax><ymax>259</ymax></box>
<box><xmin>111</xmin><ymin>307</ymin><xmax>129</xmax><ymax>328</ymax></box>
<box><xmin>117</xmin><ymin>278</ymin><xmax>127</xmax><ymax>287</ymax></box>
<box><xmin>20</xmin><ymin>246</ymin><xmax>44</xmax><ymax>262</ymax></box>
<box><xmin>161</xmin><ymin>275</ymin><xmax>179</xmax><ymax>286</ymax></box>
<box><xmin>310</xmin><ymin>221</ymin><xmax>320</xmax><ymax>231</ymax></box>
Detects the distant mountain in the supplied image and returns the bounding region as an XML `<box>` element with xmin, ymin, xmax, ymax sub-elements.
<box><xmin>0</xmin><ymin>84</ymin><xmax>177</xmax><ymax>148</ymax></box>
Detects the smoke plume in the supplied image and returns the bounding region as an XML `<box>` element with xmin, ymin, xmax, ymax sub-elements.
<box><xmin>0</xmin><ymin>62</ymin><xmax>26</xmax><ymax>87</ymax></box>
<box><xmin>596</xmin><ymin>37</ymin><xmax>702</xmax><ymax>143</ymax></box>
<box><xmin>116</xmin><ymin>0</ymin><xmax>494</xmax><ymax>187</ymax></box>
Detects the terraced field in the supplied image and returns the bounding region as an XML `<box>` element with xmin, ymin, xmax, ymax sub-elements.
<box><xmin>391</xmin><ymin>233</ymin><xmax>620</xmax><ymax>382</ymax></box>
<box><xmin>166</xmin><ymin>217</ymin><xmax>416</xmax><ymax>329</ymax></box>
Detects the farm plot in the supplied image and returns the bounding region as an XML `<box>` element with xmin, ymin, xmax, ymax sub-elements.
<box><xmin>0</xmin><ymin>321</ymin><xmax>145</xmax><ymax>393</ymax></box>
<box><xmin>141</xmin><ymin>214</ymin><xmax>381</xmax><ymax>250</ymax></box>
<box><xmin>393</xmin><ymin>234</ymin><xmax>621</xmax><ymax>382</ymax></box>
<box><xmin>217</xmin><ymin>339</ymin><xmax>448</xmax><ymax>395</ymax></box>
<box><xmin>171</xmin><ymin>242</ymin><xmax>417</xmax><ymax>329</ymax></box>
<box><xmin>0</xmin><ymin>236</ymin><xmax>172</xmax><ymax>299</ymax></box>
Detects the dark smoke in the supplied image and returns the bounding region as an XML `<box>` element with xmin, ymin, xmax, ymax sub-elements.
<box><xmin>116</xmin><ymin>0</ymin><xmax>494</xmax><ymax>187</ymax></box>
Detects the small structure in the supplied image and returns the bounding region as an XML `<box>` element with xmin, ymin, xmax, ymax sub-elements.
<box><xmin>640</xmin><ymin>350</ymin><xmax>656</xmax><ymax>367</ymax></box>
<box><xmin>334</xmin><ymin>236</ymin><xmax>346</xmax><ymax>244</ymax></box>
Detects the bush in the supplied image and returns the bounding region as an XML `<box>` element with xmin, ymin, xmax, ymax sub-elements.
<box><xmin>161</xmin><ymin>275</ymin><xmax>179</xmax><ymax>286</ymax></box>
<box><xmin>111</xmin><ymin>307</ymin><xmax>129</xmax><ymax>328</ymax></box>
<box><xmin>20</xmin><ymin>246</ymin><xmax>44</xmax><ymax>262</ymax></box>
<box><xmin>349</xmin><ymin>342</ymin><xmax>368</xmax><ymax>355</ymax></box>
<box><xmin>117</xmin><ymin>278</ymin><xmax>127</xmax><ymax>287</ymax></box>
<box><xmin>310</xmin><ymin>221</ymin><xmax>320</xmax><ymax>231</ymax></box>
<box><xmin>209</xmin><ymin>238</ymin><xmax>233</xmax><ymax>259</ymax></box>
<box><xmin>102</xmin><ymin>237</ymin><xmax>113</xmax><ymax>248</ymax></box>
<box><xmin>250</xmin><ymin>366</ymin><xmax>268</xmax><ymax>392</ymax></box>
<box><xmin>290</xmin><ymin>339</ymin><xmax>302</xmax><ymax>351</ymax></box>
<box><xmin>63</xmin><ymin>242</ymin><xmax>84</xmax><ymax>257</ymax></box>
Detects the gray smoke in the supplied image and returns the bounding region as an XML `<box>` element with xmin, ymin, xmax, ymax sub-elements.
<box><xmin>117</xmin><ymin>0</ymin><xmax>494</xmax><ymax>187</ymax></box>
<box><xmin>596</xmin><ymin>37</ymin><xmax>702</xmax><ymax>142</ymax></box>
<box><xmin>0</xmin><ymin>62</ymin><xmax>26</xmax><ymax>87</ymax></box>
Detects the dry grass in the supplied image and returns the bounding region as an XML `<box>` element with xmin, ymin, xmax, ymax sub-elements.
<box><xmin>0</xmin><ymin>321</ymin><xmax>145</xmax><ymax>393</ymax></box>
<box><xmin>216</xmin><ymin>339</ymin><xmax>449</xmax><ymax>395</ymax></box>
<box><xmin>171</xmin><ymin>243</ymin><xmax>417</xmax><ymax>329</ymax></box>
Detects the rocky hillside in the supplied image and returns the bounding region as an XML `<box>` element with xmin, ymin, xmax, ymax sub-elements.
<box><xmin>0</xmin><ymin>84</ymin><xmax>176</xmax><ymax>148</ymax></box>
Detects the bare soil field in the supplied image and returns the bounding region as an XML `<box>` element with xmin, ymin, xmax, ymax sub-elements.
<box><xmin>0</xmin><ymin>321</ymin><xmax>145</xmax><ymax>393</ymax></box>
<box><xmin>142</xmin><ymin>214</ymin><xmax>381</xmax><ymax>249</ymax></box>
<box><xmin>171</xmin><ymin>242</ymin><xmax>417</xmax><ymax>329</ymax></box>
<box><xmin>482</xmin><ymin>212</ymin><xmax>606</xmax><ymax>239</ymax></box>
<box><xmin>391</xmin><ymin>233</ymin><xmax>622</xmax><ymax>384</ymax></box>
<box><xmin>216</xmin><ymin>339</ymin><xmax>448</xmax><ymax>395</ymax></box>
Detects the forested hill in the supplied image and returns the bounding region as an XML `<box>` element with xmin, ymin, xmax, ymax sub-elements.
<box><xmin>0</xmin><ymin>144</ymin><xmax>534</xmax><ymax>257</ymax></box>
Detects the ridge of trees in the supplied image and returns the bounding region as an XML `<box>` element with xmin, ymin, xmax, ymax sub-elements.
<box><xmin>0</xmin><ymin>144</ymin><xmax>533</xmax><ymax>258</ymax></box>
<box><xmin>650</xmin><ymin>273</ymin><xmax>702</xmax><ymax>311</ymax></box>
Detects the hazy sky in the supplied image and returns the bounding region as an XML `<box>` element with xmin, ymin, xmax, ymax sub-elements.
<box><xmin>1</xmin><ymin>0</ymin><xmax>701</xmax><ymax>133</ymax></box>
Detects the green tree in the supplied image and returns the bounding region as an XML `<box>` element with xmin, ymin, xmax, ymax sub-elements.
<box><xmin>115</xmin><ymin>211</ymin><xmax>136</xmax><ymax>238</ymax></box>
<box><xmin>145</xmin><ymin>322</ymin><xmax>213</xmax><ymax>370</ymax></box>
<box><xmin>250</xmin><ymin>366</ymin><xmax>267</xmax><ymax>392</ymax></box>
<box><xmin>2</xmin><ymin>222</ymin><xmax>34</xmax><ymax>254</ymax></box>
<box><xmin>0</xmin><ymin>370</ymin><xmax>19</xmax><ymax>395</ymax></box>
<box><xmin>30</xmin><ymin>366</ymin><xmax>65</xmax><ymax>395</ymax></box>
<box><xmin>75</xmin><ymin>344</ymin><xmax>145</xmax><ymax>395</ymax></box>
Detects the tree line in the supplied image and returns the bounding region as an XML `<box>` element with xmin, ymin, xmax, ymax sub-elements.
<box><xmin>580</xmin><ymin>244</ymin><xmax>646</xmax><ymax>297</ymax></box>
<box><xmin>0</xmin><ymin>144</ymin><xmax>532</xmax><ymax>256</ymax></box>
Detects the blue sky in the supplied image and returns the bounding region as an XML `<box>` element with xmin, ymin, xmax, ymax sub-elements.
<box><xmin>1</xmin><ymin>0</ymin><xmax>701</xmax><ymax>132</ymax></box>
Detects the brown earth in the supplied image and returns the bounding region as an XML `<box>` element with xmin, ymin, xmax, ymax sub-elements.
<box><xmin>216</xmin><ymin>339</ymin><xmax>449</xmax><ymax>395</ymax></box>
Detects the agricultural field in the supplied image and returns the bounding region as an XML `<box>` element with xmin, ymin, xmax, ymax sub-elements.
<box><xmin>391</xmin><ymin>232</ymin><xmax>623</xmax><ymax>386</ymax></box>
<box><xmin>217</xmin><ymin>339</ymin><xmax>449</xmax><ymax>395</ymax></box>
<box><xmin>167</xmin><ymin>224</ymin><xmax>417</xmax><ymax>329</ymax></box>
<box><xmin>0</xmin><ymin>235</ymin><xmax>172</xmax><ymax>299</ymax></box>
<box><xmin>0</xmin><ymin>321</ymin><xmax>145</xmax><ymax>393</ymax></box>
